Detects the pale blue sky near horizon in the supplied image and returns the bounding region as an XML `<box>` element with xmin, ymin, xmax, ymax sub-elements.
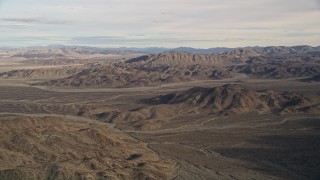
<box><xmin>0</xmin><ymin>0</ymin><xmax>319</xmax><ymax>48</ymax></box>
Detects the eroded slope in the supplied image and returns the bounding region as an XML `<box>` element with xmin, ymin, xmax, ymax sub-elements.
<box><xmin>0</xmin><ymin>115</ymin><xmax>175</xmax><ymax>179</ymax></box>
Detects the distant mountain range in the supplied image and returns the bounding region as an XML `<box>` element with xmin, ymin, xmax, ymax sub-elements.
<box><xmin>0</xmin><ymin>45</ymin><xmax>319</xmax><ymax>59</ymax></box>
<box><xmin>1</xmin><ymin>44</ymin><xmax>319</xmax><ymax>53</ymax></box>
<box><xmin>116</xmin><ymin>47</ymin><xmax>236</xmax><ymax>54</ymax></box>
<box><xmin>0</xmin><ymin>45</ymin><xmax>236</xmax><ymax>55</ymax></box>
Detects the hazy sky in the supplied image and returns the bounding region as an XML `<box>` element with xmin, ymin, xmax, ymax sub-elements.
<box><xmin>0</xmin><ymin>0</ymin><xmax>319</xmax><ymax>48</ymax></box>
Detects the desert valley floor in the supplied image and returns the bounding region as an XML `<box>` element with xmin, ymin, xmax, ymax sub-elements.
<box><xmin>0</xmin><ymin>46</ymin><xmax>319</xmax><ymax>179</ymax></box>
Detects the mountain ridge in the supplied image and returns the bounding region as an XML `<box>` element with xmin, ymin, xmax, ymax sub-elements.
<box><xmin>1</xmin><ymin>45</ymin><xmax>319</xmax><ymax>59</ymax></box>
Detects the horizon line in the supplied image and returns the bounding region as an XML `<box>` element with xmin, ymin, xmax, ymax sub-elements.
<box><xmin>1</xmin><ymin>44</ymin><xmax>319</xmax><ymax>50</ymax></box>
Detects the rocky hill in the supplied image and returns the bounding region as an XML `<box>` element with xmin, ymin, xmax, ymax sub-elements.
<box><xmin>36</xmin><ymin>64</ymin><xmax>233</xmax><ymax>88</ymax></box>
<box><xmin>0</xmin><ymin>66</ymin><xmax>82</xmax><ymax>79</ymax></box>
<box><xmin>230</xmin><ymin>55</ymin><xmax>320</xmax><ymax>78</ymax></box>
<box><xmin>126</xmin><ymin>50</ymin><xmax>260</xmax><ymax>66</ymax></box>
<box><xmin>12</xmin><ymin>48</ymin><xmax>73</xmax><ymax>59</ymax></box>
<box><xmin>147</xmin><ymin>84</ymin><xmax>320</xmax><ymax>114</ymax></box>
<box><xmin>35</xmin><ymin>65</ymin><xmax>147</xmax><ymax>88</ymax></box>
<box><xmin>0</xmin><ymin>115</ymin><xmax>175</xmax><ymax>179</ymax></box>
<box><xmin>75</xmin><ymin>84</ymin><xmax>320</xmax><ymax>131</ymax></box>
<box><xmin>8</xmin><ymin>46</ymin><xmax>136</xmax><ymax>59</ymax></box>
<box><xmin>259</xmin><ymin>45</ymin><xmax>319</xmax><ymax>55</ymax></box>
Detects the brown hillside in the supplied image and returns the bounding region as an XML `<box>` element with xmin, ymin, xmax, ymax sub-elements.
<box><xmin>76</xmin><ymin>85</ymin><xmax>320</xmax><ymax>131</ymax></box>
<box><xmin>36</xmin><ymin>64</ymin><xmax>233</xmax><ymax>88</ymax></box>
<box><xmin>0</xmin><ymin>115</ymin><xmax>175</xmax><ymax>179</ymax></box>
<box><xmin>147</xmin><ymin>84</ymin><xmax>320</xmax><ymax>114</ymax></box>
<box><xmin>230</xmin><ymin>55</ymin><xmax>320</xmax><ymax>78</ymax></box>
<box><xmin>126</xmin><ymin>50</ymin><xmax>260</xmax><ymax>66</ymax></box>
<box><xmin>0</xmin><ymin>66</ymin><xmax>82</xmax><ymax>79</ymax></box>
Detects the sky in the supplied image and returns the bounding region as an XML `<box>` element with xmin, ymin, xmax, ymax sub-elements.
<box><xmin>0</xmin><ymin>0</ymin><xmax>319</xmax><ymax>48</ymax></box>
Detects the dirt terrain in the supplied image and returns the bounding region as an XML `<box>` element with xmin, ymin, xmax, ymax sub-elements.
<box><xmin>0</xmin><ymin>115</ymin><xmax>175</xmax><ymax>179</ymax></box>
<box><xmin>0</xmin><ymin>46</ymin><xmax>319</xmax><ymax>179</ymax></box>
